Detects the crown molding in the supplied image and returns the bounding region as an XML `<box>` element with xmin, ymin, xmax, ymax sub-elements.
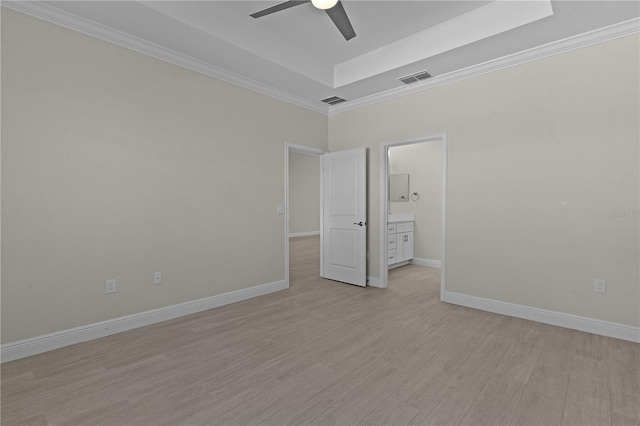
<box><xmin>333</xmin><ymin>0</ymin><xmax>554</xmax><ymax>87</ymax></box>
<box><xmin>329</xmin><ymin>17</ymin><xmax>640</xmax><ymax>115</ymax></box>
<box><xmin>2</xmin><ymin>2</ymin><xmax>637</xmax><ymax>117</ymax></box>
<box><xmin>1</xmin><ymin>1</ymin><xmax>329</xmax><ymax>115</ymax></box>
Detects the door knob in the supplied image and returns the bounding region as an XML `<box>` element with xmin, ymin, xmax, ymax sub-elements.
<box><xmin>353</xmin><ymin>221</ymin><xmax>365</xmax><ymax>226</ymax></box>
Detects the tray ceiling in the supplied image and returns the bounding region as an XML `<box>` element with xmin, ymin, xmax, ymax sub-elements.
<box><xmin>4</xmin><ymin>1</ymin><xmax>639</xmax><ymax>113</ymax></box>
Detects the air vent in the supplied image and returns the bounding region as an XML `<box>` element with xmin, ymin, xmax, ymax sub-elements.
<box><xmin>321</xmin><ymin>96</ymin><xmax>347</xmax><ymax>105</ymax></box>
<box><xmin>399</xmin><ymin>70</ymin><xmax>432</xmax><ymax>85</ymax></box>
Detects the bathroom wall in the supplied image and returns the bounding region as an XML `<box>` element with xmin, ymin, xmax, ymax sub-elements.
<box><xmin>389</xmin><ymin>142</ymin><xmax>443</xmax><ymax>263</ymax></box>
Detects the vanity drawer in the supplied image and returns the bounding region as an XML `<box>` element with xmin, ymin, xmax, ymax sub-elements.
<box><xmin>387</xmin><ymin>223</ymin><xmax>397</xmax><ymax>233</ymax></box>
<box><xmin>397</xmin><ymin>222</ymin><xmax>413</xmax><ymax>233</ymax></box>
<box><xmin>387</xmin><ymin>249</ymin><xmax>397</xmax><ymax>265</ymax></box>
<box><xmin>387</xmin><ymin>234</ymin><xmax>397</xmax><ymax>249</ymax></box>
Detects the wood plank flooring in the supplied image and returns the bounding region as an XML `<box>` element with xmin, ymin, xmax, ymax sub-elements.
<box><xmin>2</xmin><ymin>235</ymin><xmax>639</xmax><ymax>425</ymax></box>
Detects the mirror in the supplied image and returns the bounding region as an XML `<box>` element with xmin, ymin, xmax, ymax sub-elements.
<box><xmin>390</xmin><ymin>174</ymin><xmax>409</xmax><ymax>202</ymax></box>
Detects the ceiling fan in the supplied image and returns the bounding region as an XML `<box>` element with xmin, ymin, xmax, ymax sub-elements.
<box><xmin>250</xmin><ymin>0</ymin><xmax>356</xmax><ymax>41</ymax></box>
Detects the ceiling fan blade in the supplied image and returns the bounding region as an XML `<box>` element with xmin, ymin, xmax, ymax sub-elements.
<box><xmin>250</xmin><ymin>1</ymin><xmax>310</xmax><ymax>19</ymax></box>
<box><xmin>325</xmin><ymin>1</ymin><xmax>356</xmax><ymax>41</ymax></box>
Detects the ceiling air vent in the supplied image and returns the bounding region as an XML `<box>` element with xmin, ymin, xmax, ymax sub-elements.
<box><xmin>321</xmin><ymin>96</ymin><xmax>347</xmax><ymax>105</ymax></box>
<box><xmin>399</xmin><ymin>70</ymin><xmax>432</xmax><ymax>85</ymax></box>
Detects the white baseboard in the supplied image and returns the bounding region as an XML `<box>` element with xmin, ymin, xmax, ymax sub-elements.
<box><xmin>0</xmin><ymin>280</ymin><xmax>287</xmax><ymax>363</ymax></box>
<box><xmin>367</xmin><ymin>276</ymin><xmax>384</xmax><ymax>288</ymax></box>
<box><xmin>444</xmin><ymin>291</ymin><xmax>640</xmax><ymax>343</ymax></box>
<box><xmin>388</xmin><ymin>261</ymin><xmax>409</xmax><ymax>270</ymax></box>
<box><xmin>289</xmin><ymin>231</ymin><xmax>320</xmax><ymax>238</ymax></box>
<box><xmin>410</xmin><ymin>258</ymin><xmax>441</xmax><ymax>269</ymax></box>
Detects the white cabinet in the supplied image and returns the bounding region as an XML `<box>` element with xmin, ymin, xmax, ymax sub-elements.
<box><xmin>387</xmin><ymin>224</ymin><xmax>397</xmax><ymax>265</ymax></box>
<box><xmin>387</xmin><ymin>221</ymin><xmax>414</xmax><ymax>267</ymax></box>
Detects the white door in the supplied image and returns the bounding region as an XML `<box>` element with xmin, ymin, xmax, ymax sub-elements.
<box><xmin>322</xmin><ymin>148</ymin><xmax>367</xmax><ymax>286</ymax></box>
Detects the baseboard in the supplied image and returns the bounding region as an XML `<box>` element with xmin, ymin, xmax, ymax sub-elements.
<box><xmin>410</xmin><ymin>258</ymin><xmax>441</xmax><ymax>269</ymax></box>
<box><xmin>289</xmin><ymin>231</ymin><xmax>320</xmax><ymax>238</ymax></box>
<box><xmin>444</xmin><ymin>291</ymin><xmax>640</xmax><ymax>343</ymax></box>
<box><xmin>0</xmin><ymin>280</ymin><xmax>287</xmax><ymax>363</ymax></box>
<box><xmin>367</xmin><ymin>276</ymin><xmax>384</xmax><ymax>288</ymax></box>
<box><xmin>388</xmin><ymin>261</ymin><xmax>409</xmax><ymax>270</ymax></box>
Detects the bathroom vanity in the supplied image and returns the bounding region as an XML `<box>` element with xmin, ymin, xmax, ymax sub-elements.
<box><xmin>387</xmin><ymin>214</ymin><xmax>415</xmax><ymax>268</ymax></box>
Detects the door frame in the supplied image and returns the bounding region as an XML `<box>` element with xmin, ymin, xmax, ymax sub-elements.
<box><xmin>379</xmin><ymin>133</ymin><xmax>448</xmax><ymax>299</ymax></box>
<box><xmin>284</xmin><ymin>143</ymin><xmax>326</xmax><ymax>288</ymax></box>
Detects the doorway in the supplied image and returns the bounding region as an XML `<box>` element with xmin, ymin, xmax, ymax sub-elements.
<box><xmin>285</xmin><ymin>143</ymin><xmax>325</xmax><ymax>288</ymax></box>
<box><xmin>379</xmin><ymin>134</ymin><xmax>448</xmax><ymax>299</ymax></box>
<box><xmin>285</xmin><ymin>143</ymin><xmax>368</xmax><ymax>288</ymax></box>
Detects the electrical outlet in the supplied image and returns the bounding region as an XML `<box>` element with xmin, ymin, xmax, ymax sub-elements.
<box><xmin>106</xmin><ymin>278</ymin><xmax>117</xmax><ymax>294</ymax></box>
<box><xmin>593</xmin><ymin>278</ymin><xmax>607</xmax><ymax>294</ymax></box>
<box><xmin>153</xmin><ymin>272</ymin><xmax>162</xmax><ymax>285</ymax></box>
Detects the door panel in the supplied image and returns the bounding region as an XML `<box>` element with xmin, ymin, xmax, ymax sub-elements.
<box><xmin>322</xmin><ymin>148</ymin><xmax>366</xmax><ymax>286</ymax></box>
<box><xmin>329</xmin><ymin>157</ymin><xmax>358</xmax><ymax>216</ymax></box>
<box><xmin>329</xmin><ymin>228</ymin><xmax>358</xmax><ymax>268</ymax></box>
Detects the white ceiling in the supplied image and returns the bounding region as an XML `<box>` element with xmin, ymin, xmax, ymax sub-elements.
<box><xmin>4</xmin><ymin>1</ymin><xmax>639</xmax><ymax>113</ymax></box>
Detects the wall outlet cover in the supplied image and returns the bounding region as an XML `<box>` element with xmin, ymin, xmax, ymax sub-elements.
<box><xmin>106</xmin><ymin>279</ymin><xmax>117</xmax><ymax>294</ymax></box>
<box><xmin>593</xmin><ymin>278</ymin><xmax>607</xmax><ymax>294</ymax></box>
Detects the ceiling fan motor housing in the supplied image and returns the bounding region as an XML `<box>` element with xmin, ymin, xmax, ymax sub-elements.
<box><xmin>311</xmin><ymin>0</ymin><xmax>338</xmax><ymax>10</ymax></box>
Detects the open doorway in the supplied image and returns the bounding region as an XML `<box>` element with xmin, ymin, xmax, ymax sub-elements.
<box><xmin>379</xmin><ymin>134</ymin><xmax>447</xmax><ymax>299</ymax></box>
<box><xmin>285</xmin><ymin>143</ymin><xmax>368</xmax><ymax>288</ymax></box>
<box><xmin>284</xmin><ymin>143</ymin><xmax>325</xmax><ymax>288</ymax></box>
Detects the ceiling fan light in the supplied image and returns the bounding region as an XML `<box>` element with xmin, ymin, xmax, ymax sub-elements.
<box><xmin>311</xmin><ymin>0</ymin><xmax>338</xmax><ymax>10</ymax></box>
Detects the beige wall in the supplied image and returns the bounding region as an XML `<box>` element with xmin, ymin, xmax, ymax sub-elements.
<box><xmin>289</xmin><ymin>152</ymin><xmax>320</xmax><ymax>235</ymax></box>
<box><xmin>389</xmin><ymin>142</ymin><xmax>442</xmax><ymax>261</ymax></box>
<box><xmin>329</xmin><ymin>35</ymin><xmax>639</xmax><ymax>327</ymax></box>
<box><xmin>2</xmin><ymin>8</ymin><xmax>638</xmax><ymax>345</ymax></box>
<box><xmin>1</xmin><ymin>10</ymin><xmax>328</xmax><ymax>343</ymax></box>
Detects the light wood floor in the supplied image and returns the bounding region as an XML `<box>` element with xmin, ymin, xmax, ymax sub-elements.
<box><xmin>2</xmin><ymin>235</ymin><xmax>639</xmax><ymax>425</ymax></box>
